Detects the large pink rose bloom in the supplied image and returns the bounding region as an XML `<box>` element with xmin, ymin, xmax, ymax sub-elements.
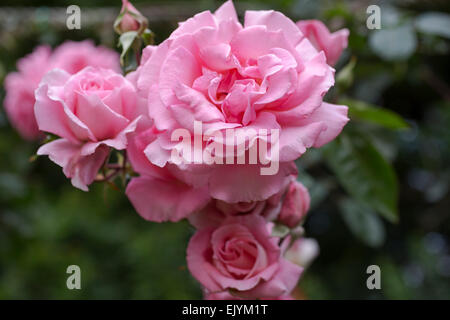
<box><xmin>187</xmin><ymin>214</ymin><xmax>302</xmax><ymax>299</ymax></box>
<box><xmin>134</xmin><ymin>0</ymin><xmax>348</xmax><ymax>203</ymax></box>
<box><xmin>35</xmin><ymin>67</ymin><xmax>141</xmax><ymax>191</ymax></box>
<box><xmin>125</xmin><ymin>122</ymin><xmax>210</xmax><ymax>222</ymax></box>
<box><xmin>3</xmin><ymin>41</ymin><xmax>120</xmax><ymax>140</ymax></box>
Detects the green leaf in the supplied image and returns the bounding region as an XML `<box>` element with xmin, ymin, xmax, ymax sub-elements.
<box><xmin>415</xmin><ymin>12</ymin><xmax>450</xmax><ymax>39</ymax></box>
<box><xmin>271</xmin><ymin>224</ymin><xmax>290</xmax><ymax>238</ymax></box>
<box><xmin>141</xmin><ymin>28</ymin><xmax>155</xmax><ymax>46</ymax></box>
<box><xmin>323</xmin><ymin>133</ymin><xmax>399</xmax><ymax>223</ymax></box>
<box><xmin>338</xmin><ymin>198</ymin><xmax>386</xmax><ymax>247</ymax></box>
<box><xmin>118</xmin><ymin>31</ymin><xmax>138</xmax><ymax>67</ymax></box>
<box><xmin>336</xmin><ymin>57</ymin><xmax>356</xmax><ymax>90</ymax></box>
<box><xmin>369</xmin><ymin>24</ymin><xmax>417</xmax><ymax>61</ymax></box>
<box><xmin>296</xmin><ymin>168</ymin><xmax>331</xmax><ymax>210</ymax></box>
<box><xmin>340</xmin><ymin>98</ymin><xmax>409</xmax><ymax>130</ymax></box>
<box><xmin>0</xmin><ymin>172</ymin><xmax>26</xmax><ymax>200</ymax></box>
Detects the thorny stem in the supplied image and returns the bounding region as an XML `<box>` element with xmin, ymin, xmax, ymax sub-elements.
<box><xmin>95</xmin><ymin>168</ymin><xmax>121</xmax><ymax>183</ymax></box>
<box><xmin>95</xmin><ymin>150</ymin><xmax>129</xmax><ymax>184</ymax></box>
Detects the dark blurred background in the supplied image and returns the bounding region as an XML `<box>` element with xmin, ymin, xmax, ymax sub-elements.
<box><xmin>0</xmin><ymin>0</ymin><xmax>449</xmax><ymax>299</ymax></box>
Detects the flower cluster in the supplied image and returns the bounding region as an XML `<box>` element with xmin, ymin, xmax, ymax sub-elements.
<box><xmin>3</xmin><ymin>1</ymin><xmax>349</xmax><ymax>299</ymax></box>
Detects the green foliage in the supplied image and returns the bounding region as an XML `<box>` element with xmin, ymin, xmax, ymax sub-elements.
<box><xmin>323</xmin><ymin>133</ymin><xmax>399</xmax><ymax>223</ymax></box>
<box><xmin>338</xmin><ymin>198</ymin><xmax>385</xmax><ymax>248</ymax></box>
<box><xmin>341</xmin><ymin>98</ymin><xmax>409</xmax><ymax>130</ymax></box>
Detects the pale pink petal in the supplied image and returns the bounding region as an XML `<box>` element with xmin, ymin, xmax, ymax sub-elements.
<box><xmin>298</xmin><ymin>102</ymin><xmax>349</xmax><ymax>148</ymax></box>
<box><xmin>242</xmin><ymin>259</ymin><xmax>303</xmax><ymax>298</ymax></box>
<box><xmin>159</xmin><ymin>46</ymin><xmax>202</xmax><ymax>106</ymax></box>
<box><xmin>137</xmin><ymin>42</ymin><xmax>170</xmax><ymax>93</ymax></box>
<box><xmin>208</xmin><ymin>161</ymin><xmax>297</xmax><ymax>203</ymax></box>
<box><xmin>171</xmin><ymin>11</ymin><xmax>217</xmax><ymax>38</ymax></box>
<box><xmin>214</xmin><ymin>0</ymin><xmax>239</xmax><ymax>23</ymax></box>
<box><xmin>75</xmin><ymin>93</ymin><xmax>129</xmax><ymax>141</ymax></box>
<box><xmin>37</xmin><ymin>139</ymin><xmax>108</xmax><ymax>191</ymax></box>
<box><xmin>278</xmin><ymin>122</ymin><xmax>326</xmax><ymax>162</ymax></box>
<box><xmin>230</xmin><ymin>26</ymin><xmax>295</xmax><ymax>61</ymax></box>
<box><xmin>126</xmin><ymin>176</ymin><xmax>210</xmax><ymax>222</ymax></box>
<box><xmin>245</xmin><ymin>10</ymin><xmax>304</xmax><ymax>47</ymax></box>
<box><xmin>70</xmin><ymin>145</ymin><xmax>109</xmax><ymax>191</ymax></box>
<box><xmin>296</xmin><ymin>20</ymin><xmax>349</xmax><ymax>66</ymax></box>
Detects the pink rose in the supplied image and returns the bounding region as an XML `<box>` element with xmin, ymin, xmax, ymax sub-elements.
<box><xmin>3</xmin><ymin>41</ymin><xmax>120</xmax><ymax>140</ymax></box>
<box><xmin>50</xmin><ymin>40</ymin><xmax>121</xmax><ymax>75</ymax></box>
<box><xmin>277</xmin><ymin>179</ymin><xmax>310</xmax><ymax>228</ymax></box>
<box><xmin>134</xmin><ymin>0</ymin><xmax>348</xmax><ymax>203</ymax></box>
<box><xmin>205</xmin><ymin>291</ymin><xmax>293</xmax><ymax>300</ymax></box>
<box><xmin>35</xmin><ymin>67</ymin><xmax>141</xmax><ymax>191</ymax></box>
<box><xmin>187</xmin><ymin>215</ymin><xmax>303</xmax><ymax>299</ymax></box>
<box><xmin>3</xmin><ymin>46</ymin><xmax>51</xmax><ymax>140</ymax></box>
<box><xmin>125</xmin><ymin>121</ymin><xmax>210</xmax><ymax>222</ymax></box>
<box><xmin>296</xmin><ymin>20</ymin><xmax>349</xmax><ymax>66</ymax></box>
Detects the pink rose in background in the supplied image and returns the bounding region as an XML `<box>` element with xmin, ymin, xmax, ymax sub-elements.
<box><xmin>3</xmin><ymin>46</ymin><xmax>51</xmax><ymax>140</ymax></box>
<box><xmin>3</xmin><ymin>41</ymin><xmax>120</xmax><ymax>140</ymax></box>
<box><xmin>125</xmin><ymin>121</ymin><xmax>210</xmax><ymax>222</ymax></box>
<box><xmin>134</xmin><ymin>0</ymin><xmax>348</xmax><ymax>203</ymax></box>
<box><xmin>35</xmin><ymin>67</ymin><xmax>141</xmax><ymax>191</ymax></box>
<box><xmin>187</xmin><ymin>214</ymin><xmax>303</xmax><ymax>298</ymax></box>
<box><xmin>50</xmin><ymin>40</ymin><xmax>121</xmax><ymax>75</ymax></box>
<box><xmin>296</xmin><ymin>20</ymin><xmax>349</xmax><ymax>66</ymax></box>
<box><xmin>277</xmin><ymin>179</ymin><xmax>310</xmax><ymax>228</ymax></box>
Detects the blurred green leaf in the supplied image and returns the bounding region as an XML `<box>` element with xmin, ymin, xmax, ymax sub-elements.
<box><xmin>0</xmin><ymin>172</ymin><xmax>26</xmax><ymax>200</ymax></box>
<box><xmin>271</xmin><ymin>224</ymin><xmax>290</xmax><ymax>238</ymax></box>
<box><xmin>415</xmin><ymin>12</ymin><xmax>450</xmax><ymax>39</ymax></box>
<box><xmin>369</xmin><ymin>24</ymin><xmax>417</xmax><ymax>61</ymax></box>
<box><xmin>336</xmin><ymin>57</ymin><xmax>356</xmax><ymax>90</ymax></box>
<box><xmin>296</xmin><ymin>168</ymin><xmax>332</xmax><ymax>210</ymax></box>
<box><xmin>338</xmin><ymin>198</ymin><xmax>386</xmax><ymax>247</ymax></box>
<box><xmin>340</xmin><ymin>98</ymin><xmax>409</xmax><ymax>130</ymax></box>
<box><xmin>323</xmin><ymin>133</ymin><xmax>399</xmax><ymax>223</ymax></box>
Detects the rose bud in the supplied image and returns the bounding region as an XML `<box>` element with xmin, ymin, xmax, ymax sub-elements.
<box><xmin>285</xmin><ymin>238</ymin><xmax>320</xmax><ymax>268</ymax></box>
<box><xmin>277</xmin><ymin>180</ymin><xmax>311</xmax><ymax>228</ymax></box>
<box><xmin>115</xmin><ymin>0</ymin><xmax>147</xmax><ymax>34</ymax></box>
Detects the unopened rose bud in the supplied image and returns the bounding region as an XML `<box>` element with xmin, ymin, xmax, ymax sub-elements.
<box><xmin>285</xmin><ymin>238</ymin><xmax>320</xmax><ymax>268</ymax></box>
<box><xmin>278</xmin><ymin>181</ymin><xmax>310</xmax><ymax>228</ymax></box>
<box><xmin>115</xmin><ymin>0</ymin><xmax>147</xmax><ymax>34</ymax></box>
